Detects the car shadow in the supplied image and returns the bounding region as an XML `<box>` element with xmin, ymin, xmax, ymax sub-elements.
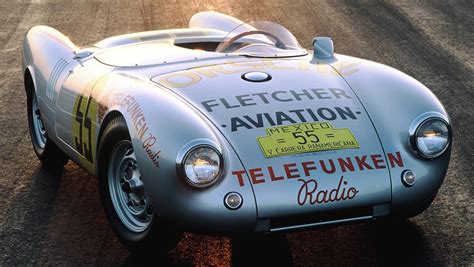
<box><xmin>286</xmin><ymin>220</ymin><xmax>435</xmax><ymax>266</ymax></box>
<box><xmin>370</xmin><ymin>220</ymin><xmax>435</xmax><ymax>266</ymax></box>
<box><xmin>1</xmin><ymin>164</ymin><xmax>63</xmax><ymax>264</ymax></box>
<box><xmin>231</xmin><ymin>233</ymin><xmax>293</xmax><ymax>266</ymax></box>
<box><xmin>122</xmin><ymin>233</ymin><xmax>293</xmax><ymax>266</ymax></box>
<box><xmin>123</xmin><ymin>251</ymin><xmax>189</xmax><ymax>267</ymax></box>
<box><xmin>123</xmin><ymin>220</ymin><xmax>435</xmax><ymax>266</ymax></box>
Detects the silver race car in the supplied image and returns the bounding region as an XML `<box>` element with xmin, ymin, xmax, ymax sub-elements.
<box><xmin>22</xmin><ymin>12</ymin><xmax>451</xmax><ymax>251</ymax></box>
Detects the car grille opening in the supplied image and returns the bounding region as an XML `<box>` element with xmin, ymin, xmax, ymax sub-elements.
<box><xmin>270</xmin><ymin>206</ymin><xmax>373</xmax><ymax>231</ymax></box>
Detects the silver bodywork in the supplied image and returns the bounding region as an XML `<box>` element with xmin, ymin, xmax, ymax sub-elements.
<box><xmin>22</xmin><ymin>12</ymin><xmax>451</xmax><ymax>233</ymax></box>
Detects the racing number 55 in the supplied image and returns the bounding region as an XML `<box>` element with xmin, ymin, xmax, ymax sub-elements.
<box><xmin>292</xmin><ymin>130</ymin><xmax>320</xmax><ymax>145</ymax></box>
<box><xmin>73</xmin><ymin>95</ymin><xmax>96</xmax><ymax>163</ymax></box>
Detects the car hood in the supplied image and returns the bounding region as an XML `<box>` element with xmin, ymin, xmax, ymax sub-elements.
<box><xmin>152</xmin><ymin>58</ymin><xmax>395</xmax><ymax>222</ymax></box>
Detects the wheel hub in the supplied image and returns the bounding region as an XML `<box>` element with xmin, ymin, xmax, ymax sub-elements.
<box><xmin>31</xmin><ymin>93</ymin><xmax>47</xmax><ymax>149</ymax></box>
<box><xmin>108</xmin><ymin>142</ymin><xmax>153</xmax><ymax>233</ymax></box>
<box><xmin>120</xmin><ymin>160</ymin><xmax>144</xmax><ymax>195</ymax></box>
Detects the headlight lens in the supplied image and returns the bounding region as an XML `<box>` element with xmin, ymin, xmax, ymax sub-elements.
<box><xmin>183</xmin><ymin>146</ymin><xmax>222</xmax><ymax>187</ymax></box>
<box><xmin>415</xmin><ymin>118</ymin><xmax>450</xmax><ymax>158</ymax></box>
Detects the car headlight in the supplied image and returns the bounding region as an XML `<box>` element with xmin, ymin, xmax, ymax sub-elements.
<box><xmin>182</xmin><ymin>145</ymin><xmax>222</xmax><ymax>187</ymax></box>
<box><xmin>413</xmin><ymin>117</ymin><xmax>450</xmax><ymax>158</ymax></box>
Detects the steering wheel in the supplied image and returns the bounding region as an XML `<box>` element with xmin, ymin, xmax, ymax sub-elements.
<box><xmin>216</xmin><ymin>30</ymin><xmax>287</xmax><ymax>53</ymax></box>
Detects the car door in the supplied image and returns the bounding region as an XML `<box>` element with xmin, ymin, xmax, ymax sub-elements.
<box><xmin>55</xmin><ymin>58</ymin><xmax>114</xmax><ymax>173</ymax></box>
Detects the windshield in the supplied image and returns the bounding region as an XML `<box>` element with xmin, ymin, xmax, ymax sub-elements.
<box><xmin>215</xmin><ymin>21</ymin><xmax>307</xmax><ymax>58</ymax></box>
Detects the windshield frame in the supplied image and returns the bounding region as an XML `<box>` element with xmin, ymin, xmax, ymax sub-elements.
<box><xmin>215</xmin><ymin>21</ymin><xmax>307</xmax><ymax>58</ymax></box>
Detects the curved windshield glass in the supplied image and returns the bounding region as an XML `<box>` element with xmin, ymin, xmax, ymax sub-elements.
<box><xmin>215</xmin><ymin>21</ymin><xmax>307</xmax><ymax>57</ymax></box>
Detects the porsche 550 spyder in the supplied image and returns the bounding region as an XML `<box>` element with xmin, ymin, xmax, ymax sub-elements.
<box><xmin>22</xmin><ymin>11</ymin><xmax>451</xmax><ymax>251</ymax></box>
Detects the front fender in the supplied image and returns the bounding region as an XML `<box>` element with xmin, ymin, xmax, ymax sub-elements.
<box><xmin>93</xmin><ymin>73</ymin><xmax>257</xmax><ymax>233</ymax></box>
<box><xmin>332</xmin><ymin>55</ymin><xmax>451</xmax><ymax>216</ymax></box>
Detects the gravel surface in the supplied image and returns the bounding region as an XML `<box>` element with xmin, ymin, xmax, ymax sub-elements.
<box><xmin>0</xmin><ymin>0</ymin><xmax>472</xmax><ymax>265</ymax></box>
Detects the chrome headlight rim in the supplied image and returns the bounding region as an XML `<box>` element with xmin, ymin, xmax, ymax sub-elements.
<box><xmin>176</xmin><ymin>139</ymin><xmax>223</xmax><ymax>188</ymax></box>
<box><xmin>409</xmin><ymin>112</ymin><xmax>451</xmax><ymax>159</ymax></box>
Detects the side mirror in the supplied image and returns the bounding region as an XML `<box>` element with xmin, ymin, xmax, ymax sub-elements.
<box><xmin>312</xmin><ymin>37</ymin><xmax>334</xmax><ymax>59</ymax></box>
